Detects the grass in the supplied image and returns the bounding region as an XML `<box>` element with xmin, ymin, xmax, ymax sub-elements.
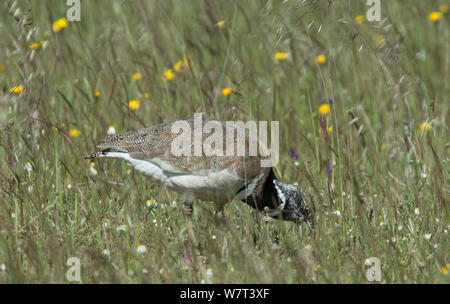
<box><xmin>0</xmin><ymin>0</ymin><xmax>448</xmax><ymax>283</ymax></box>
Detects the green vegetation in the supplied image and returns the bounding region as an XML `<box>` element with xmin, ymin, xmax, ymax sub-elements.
<box><xmin>0</xmin><ymin>0</ymin><xmax>448</xmax><ymax>283</ymax></box>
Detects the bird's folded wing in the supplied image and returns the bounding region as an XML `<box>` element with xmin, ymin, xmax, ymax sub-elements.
<box><xmin>92</xmin><ymin>119</ymin><xmax>268</xmax><ymax>179</ymax></box>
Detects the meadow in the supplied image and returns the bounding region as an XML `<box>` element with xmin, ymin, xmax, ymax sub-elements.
<box><xmin>0</xmin><ymin>0</ymin><xmax>448</xmax><ymax>283</ymax></box>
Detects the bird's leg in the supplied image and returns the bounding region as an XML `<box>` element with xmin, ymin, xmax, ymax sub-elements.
<box><xmin>183</xmin><ymin>200</ymin><xmax>194</xmax><ymax>218</ymax></box>
<box><xmin>215</xmin><ymin>203</ymin><xmax>225</xmax><ymax>221</ymax></box>
<box><xmin>214</xmin><ymin>203</ymin><xmax>233</xmax><ymax>234</ymax></box>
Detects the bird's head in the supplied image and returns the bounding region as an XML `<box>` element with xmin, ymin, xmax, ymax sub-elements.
<box><xmin>272</xmin><ymin>180</ymin><xmax>315</xmax><ymax>229</ymax></box>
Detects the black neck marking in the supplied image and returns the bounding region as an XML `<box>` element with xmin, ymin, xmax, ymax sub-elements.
<box><xmin>241</xmin><ymin>168</ymin><xmax>281</xmax><ymax>213</ymax></box>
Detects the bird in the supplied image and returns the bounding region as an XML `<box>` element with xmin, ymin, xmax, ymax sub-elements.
<box><xmin>83</xmin><ymin>116</ymin><xmax>315</xmax><ymax>230</ymax></box>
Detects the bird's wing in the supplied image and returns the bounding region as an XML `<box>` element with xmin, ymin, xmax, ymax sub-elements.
<box><xmin>85</xmin><ymin>119</ymin><xmax>269</xmax><ymax>179</ymax></box>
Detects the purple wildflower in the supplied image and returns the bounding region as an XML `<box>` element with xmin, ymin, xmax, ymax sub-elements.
<box><xmin>289</xmin><ymin>149</ymin><xmax>300</xmax><ymax>160</ymax></box>
<box><xmin>326</xmin><ymin>161</ymin><xmax>333</xmax><ymax>175</ymax></box>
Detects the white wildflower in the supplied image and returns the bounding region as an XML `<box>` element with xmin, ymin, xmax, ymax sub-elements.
<box><xmin>206</xmin><ymin>268</ymin><xmax>213</xmax><ymax>278</ymax></box>
<box><xmin>116</xmin><ymin>225</ymin><xmax>127</xmax><ymax>232</ymax></box>
<box><xmin>137</xmin><ymin>244</ymin><xmax>147</xmax><ymax>254</ymax></box>
<box><xmin>146</xmin><ymin>199</ymin><xmax>157</xmax><ymax>207</ymax></box>
<box><xmin>24</xmin><ymin>162</ymin><xmax>32</xmax><ymax>172</ymax></box>
<box><xmin>107</xmin><ymin>125</ymin><xmax>116</xmax><ymax>136</ymax></box>
<box><xmin>89</xmin><ymin>166</ymin><xmax>97</xmax><ymax>175</ymax></box>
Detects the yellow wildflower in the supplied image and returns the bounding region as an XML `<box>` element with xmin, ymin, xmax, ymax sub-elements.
<box><xmin>441</xmin><ymin>266</ymin><xmax>448</xmax><ymax>275</ymax></box>
<box><xmin>163</xmin><ymin>69</ymin><xmax>175</xmax><ymax>81</ymax></box>
<box><xmin>317</xmin><ymin>54</ymin><xmax>326</xmax><ymax>65</ymax></box>
<box><xmin>428</xmin><ymin>11</ymin><xmax>442</xmax><ymax>22</ymax></box>
<box><xmin>440</xmin><ymin>5</ymin><xmax>449</xmax><ymax>14</ymax></box>
<box><xmin>327</xmin><ymin>126</ymin><xmax>333</xmax><ymax>133</ymax></box>
<box><xmin>318</xmin><ymin>104</ymin><xmax>330</xmax><ymax>115</ymax></box>
<box><xmin>217</xmin><ymin>20</ymin><xmax>226</xmax><ymax>29</ymax></box>
<box><xmin>380</xmin><ymin>144</ymin><xmax>386</xmax><ymax>151</ymax></box>
<box><xmin>29</xmin><ymin>42</ymin><xmax>43</xmax><ymax>50</ymax></box>
<box><xmin>144</xmin><ymin>93</ymin><xmax>150</xmax><ymax>99</ymax></box>
<box><xmin>94</xmin><ymin>91</ymin><xmax>100</xmax><ymax>98</ymax></box>
<box><xmin>132</xmin><ymin>73</ymin><xmax>142</xmax><ymax>81</ymax></box>
<box><xmin>0</xmin><ymin>65</ymin><xmax>5</xmax><ymax>72</ymax></box>
<box><xmin>53</xmin><ymin>18</ymin><xmax>68</xmax><ymax>32</ymax></box>
<box><xmin>376</xmin><ymin>35</ymin><xmax>386</xmax><ymax>48</ymax></box>
<box><xmin>89</xmin><ymin>163</ymin><xmax>97</xmax><ymax>175</ymax></box>
<box><xmin>146</xmin><ymin>199</ymin><xmax>157</xmax><ymax>207</ymax></box>
<box><xmin>275</xmin><ymin>52</ymin><xmax>288</xmax><ymax>61</ymax></box>
<box><xmin>222</xmin><ymin>87</ymin><xmax>232</xmax><ymax>96</ymax></box>
<box><xmin>355</xmin><ymin>15</ymin><xmax>365</xmax><ymax>24</ymax></box>
<box><xmin>70</xmin><ymin>129</ymin><xmax>81</xmax><ymax>137</ymax></box>
<box><xmin>419</xmin><ymin>122</ymin><xmax>432</xmax><ymax>131</ymax></box>
<box><xmin>10</xmin><ymin>86</ymin><xmax>23</xmax><ymax>94</ymax></box>
<box><xmin>401</xmin><ymin>260</ymin><xmax>408</xmax><ymax>266</ymax></box>
<box><xmin>174</xmin><ymin>61</ymin><xmax>183</xmax><ymax>72</ymax></box>
<box><xmin>181</xmin><ymin>55</ymin><xmax>190</xmax><ymax>67</ymax></box>
<box><xmin>128</xmin><ymin>100</ymin><xmax>140</xmax><ymax>110</ymax></box>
